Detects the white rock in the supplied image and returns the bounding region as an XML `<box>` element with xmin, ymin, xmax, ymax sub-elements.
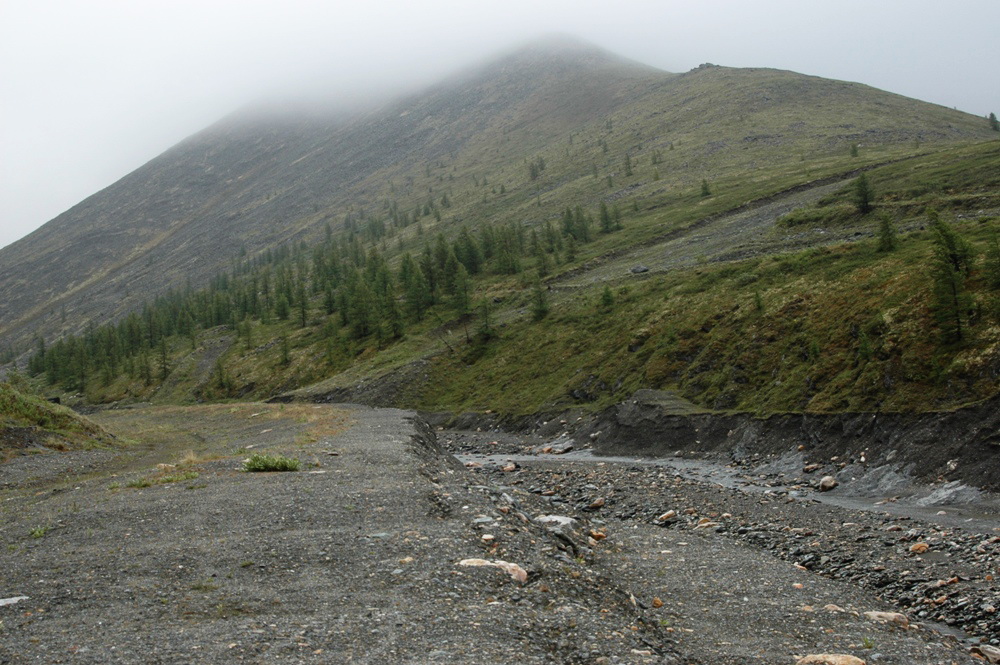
<box><xmin>796</xmin><ymin>655</ymin><xmax>866</xmax><ymax>665</ymax></box>
<box><xmin>818</xmin><ymin>475</ymin><xmax>838</xmax><ymax>492</ymax></box>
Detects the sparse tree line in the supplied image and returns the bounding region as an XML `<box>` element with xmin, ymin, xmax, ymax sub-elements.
<box><xmin>26</xmin><ymin>201</ymin><xmax>626</xmax><ymax>392</ymax></box>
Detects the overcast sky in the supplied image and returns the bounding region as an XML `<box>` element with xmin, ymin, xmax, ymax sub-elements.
<box><xmin>2</xmin><ymin>0</ymin><xmax>998</xmax><ymax>250</ymax></box>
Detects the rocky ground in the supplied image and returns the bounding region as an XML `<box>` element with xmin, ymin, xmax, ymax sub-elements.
<box><xmin>1</xmin><ymin>405</ymin><xmax>997</xmax><ymax>664</ymax></box>
<box><xmin>445</xmin><ymin>429</ymin><xmax>1000</xmax><ymax>664</ymax></box>
<box><xmin>1</xmin><ymin>404</ymin><xmax>682</xmax><ymax>664</ymax></box>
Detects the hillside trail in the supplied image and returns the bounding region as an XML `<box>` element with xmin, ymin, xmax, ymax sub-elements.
<box><xmin>551</xmin><ymin>177</ymin><xmax>853</xmax><ymax>292</ymax></box>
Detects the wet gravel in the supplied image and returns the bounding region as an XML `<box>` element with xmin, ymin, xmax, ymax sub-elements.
<box><xmin>2</xmin><ymin>409</ymin><xmax>995</xmax><ymax>664</ymax></box>
<box><xmin>447</xmin><ymin>429</ymin><xmax>1000</xmax><ymax>662</ymax></box>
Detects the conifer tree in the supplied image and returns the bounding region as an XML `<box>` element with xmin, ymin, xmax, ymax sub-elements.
<box><xmin>599</xmin><ymin>285</ymin><xmax>614</xmax><ymax>311</ymax></box>
<box><xmin>875</xmin><ymin>213</ymin><xmax>898</xmax><ymax>252</ymax></box>
<box><xmin>929</xmin><ymin>214</ymin><xmax>974</xmax><ymax>342</ymax></box>
<box><xmin>280</xmin><ymin>336</ymin><xmax>291</xmax><ymax>366</ymax></box>
<box><xmin>452</xmin><ymin>264</ymin><xmax>471</xmax><ymax>316</ymax></box>
<box><xmin>985</xmin><ymin>230</ymin><xmax>1000</xmax><ymax>289</ymax></box>
<box><xmin>531</xmin><ymin>277</ymin><xmax>549</xmax><ymax>321</ymax></box>
<box><xmin>599</xmin><ymin>201</ymin><xmax>612</xmax><ymax>233</ymax></box>
<box><xmin>158</xmin><ymin>338</ymin><xmax>169</xmax><ymax>381</ymax></box>
<box><xmin>854</xmin><ymin>174</ymin><xmax>874</xmax><ymax>214</ymax></box>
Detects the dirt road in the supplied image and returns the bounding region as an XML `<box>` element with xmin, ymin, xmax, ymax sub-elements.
<box><xmin>1</xmin><ymin>405</ymin><xmax>994</xmax><ymax>664</ymax></box>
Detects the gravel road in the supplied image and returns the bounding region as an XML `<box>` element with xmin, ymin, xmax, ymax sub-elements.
<box><xmin>2</xmin><ymin>405</ymin><xmax>995</xmax><ymax>664</ymax></box>
<box><xmin>1</xmin><ymin>405</ymin><xmax>680</xmax><ymax>664</ymax></box>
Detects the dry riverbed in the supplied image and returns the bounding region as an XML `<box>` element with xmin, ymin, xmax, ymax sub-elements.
<box><xmin>1</xmin><ymin>404</ymin><xmax>996</xmax><ymax>664</ymax></box>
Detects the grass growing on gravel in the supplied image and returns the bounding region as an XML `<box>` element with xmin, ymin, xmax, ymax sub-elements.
<box><xmin>0</xmin><ymin>380</ymin><xmax>115</xmax><ymax>456</ymax></box>
<box><xmin>242</xmin><ymin>453</ymin><xmax>300</xmax><ymax>472</ymax></box>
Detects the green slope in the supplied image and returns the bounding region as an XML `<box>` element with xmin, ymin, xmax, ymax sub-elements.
<box><xmin>1</xmin><ymin>37</ymin><xmax>994</xmax><ymax>352</ymax></box>
<box><xmin>29</xmin><ymin>141</ymin><xmax>1000</xmax><ymax>416</ymax></box>
<box><xmin>0</xmin><ymin>380</ymin><xmax>115</xmax><ymax>460</ymax></box>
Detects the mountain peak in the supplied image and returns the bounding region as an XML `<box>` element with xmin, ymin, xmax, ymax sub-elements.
<box><xmin>454</xmin><ymin>33</ymin><xmax>664</xmax><ymax>84</ymax></box>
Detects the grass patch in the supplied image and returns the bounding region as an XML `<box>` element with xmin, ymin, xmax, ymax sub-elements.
<box><xmin>29</xmin><ymin>525</ymin><xmax>51</xmax><ymax>539</ymax></box>
<box><xmin>190</xmin><ymin>580</ymin><xmax>220</xmax><ymax>592</ymax></box>
<box><xmin>158</xmin><ymin>471</ymin><xmax>200</xmax><ymax>484</ymax></box>
<box><xmin>242</xmin><ymin>453</ymin><xmax>300</xmax><ymax>472</ymax></box>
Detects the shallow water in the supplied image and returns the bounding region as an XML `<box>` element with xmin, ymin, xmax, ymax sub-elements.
<box><xmin>456</xmin><ymin>449</ymin><xmax>1000</xmax><ymax>533</ymax></box>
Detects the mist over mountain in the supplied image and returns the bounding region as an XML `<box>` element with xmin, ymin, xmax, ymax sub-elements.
<box><xmin>0</xmin><ymin>36</ymin><xmax>993</xmax><ymax>349</ymax></box>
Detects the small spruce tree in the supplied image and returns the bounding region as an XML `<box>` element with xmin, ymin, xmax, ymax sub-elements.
<box><xmin>700</xmin><ymin>179</ymin><xmax>711</xmax><ymax>197</ymax></box>
<box><xmin>875</xmin><ymin>213</ymin><xmax>898</xmax><ymax>252</ymax></box>
<box><xmin>530</xmin><ymin>276</ymin><xmax>549</xmax><ymax>321</ymax></box>
<box><xmin>853</xmin><ymin>173</ymin><xmax>874</xmax><ymax>214</ymax></box>
<box><xmin>985</xmin><ymin>230</ymin><xmax>1000</xmax><ymax>288</ymax></box>
<box><xmin>929</xmin><ymin>214</ymin><xmax>975</xmax><ymax>342</ymax></box>
<box><xmin>599</xmin><ymin>285</ymin><xmax>614</xmax><ymax>311</ymax></box>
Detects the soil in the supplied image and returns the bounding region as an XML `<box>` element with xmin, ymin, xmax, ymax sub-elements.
<box><xmin>2</xmin><ymin>403</ymin><xmax>996</xmax><ymax>663</ymax></box>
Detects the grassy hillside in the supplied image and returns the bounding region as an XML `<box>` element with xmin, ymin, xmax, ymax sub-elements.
<box><xmin>27</xmin><ymin>141</ymin><xmax>1000</xmax><ymax>416</ymax></box>
<box><xmin>1</xmin><ymin>38</ymin><xmax>995</xmax><ymax>353</ymax></box>
<box><xmin>0</xmin><ymin>379</ymin><xmax>115</xmax><ymax>460</ymax></box>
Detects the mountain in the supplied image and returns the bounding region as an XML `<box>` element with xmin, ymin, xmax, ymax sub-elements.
<box><xmin>0</xmin><ymin>36</ymin><xmax>994</xmax><ymax>350</ymax></box>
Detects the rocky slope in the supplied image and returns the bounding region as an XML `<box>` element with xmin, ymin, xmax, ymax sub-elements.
<box><xmin>1</xmin><ymin>37</ymin><xmax>994</xmax><ymax>350</ymax></box>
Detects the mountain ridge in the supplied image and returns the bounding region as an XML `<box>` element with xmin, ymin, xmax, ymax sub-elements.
<box><xmin>1</xmin><ymin>36</ymin><xmax>995</xmax><ymax>351</ymax></box>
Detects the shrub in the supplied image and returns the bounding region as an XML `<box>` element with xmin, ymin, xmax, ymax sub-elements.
<box><xmin>242</xmin><ymin>453</ymin><xmax>300</xmax><ymax>472</ymax></box>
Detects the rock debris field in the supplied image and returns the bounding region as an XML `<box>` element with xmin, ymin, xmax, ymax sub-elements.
<box><xmin>1</xmin><ymin>404</ymin><xmax>998</xmax><ymax>664</ymax></box>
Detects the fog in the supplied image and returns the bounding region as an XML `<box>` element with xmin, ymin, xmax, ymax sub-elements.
<box><xmin>2</xmin><ymin>0</ymin><xmax>998</xmax><ymax>250</ymax></box>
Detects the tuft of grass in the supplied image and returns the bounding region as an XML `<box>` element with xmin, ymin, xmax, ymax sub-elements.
<box><xmin>190</xmin><ymin>579</ymin><xmax>220</xmax><ymax>592</ymax></box>
<box><xmin>158</xmin><ymin>471</ymin><xmax>199</xmax><ymax>484</ymax></box>
<box><xmin>242</xmin><ymin>453</ymin><xmax>300</xmax><ymax>472</ymax></box>
<box><xmin>29</xmin><ymin>525</ymin><xmax>51</xmax><ymax>539</ymax></box>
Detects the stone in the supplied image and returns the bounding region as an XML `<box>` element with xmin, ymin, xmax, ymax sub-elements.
<box><xmin>796</xmin><ymin>656</ymin><xmax>865</xmax><ymax>665</ymax></box>
<box><xmin>818</xmin><ymin>476</ymin><xmax>838</xmax><ymax>492</ymax></box>
<box><xmin>863</xmin><ymin>610</ymin><xmax>909</xmax><ymax>627</ymax></box>
<box><xmin>971</xmin><ymin>644</ymin><xmax>1000</xmax><ymax>663</ymax></box>
<box><xmin>586</xmin><ymin>497</ymin><xmax>606</xmax><ymax>510</ymax></box>
<box><xmin>909</xmin><ymin>542</ymin><xmax>929</xmax><ymax>554</ymax></box>
<box><xmin>630</xmin><ymin>265</ymin><xmax>650</xmax><ymax>274</ymax></box>
<box><xmin>656</xmin><ymin>510</ymin><xmax>677</xmax><ymax>522</ymax></box>
<box><xmin>457</xmin><ymin>558</ymin><xmax>528</xmax><ymax>584</ymax></box>
<box><xmin>532</xmin><ymin>437</ymin><xmax>574</xmax><ymax>455</ymax></box>
<box><xmin>0</xmin><ymin>596</ymin><xmax>29</xmax><ymax>607</ymax></box>
<box><xmin>803</xmin><ymin>463</ymin><xmax>821</xmax><ymax>473</ymax></box>
<box><xmin>535</xmin><ymin>515</ymin><xmax>577</xmax><ymax>528</ymax></box>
